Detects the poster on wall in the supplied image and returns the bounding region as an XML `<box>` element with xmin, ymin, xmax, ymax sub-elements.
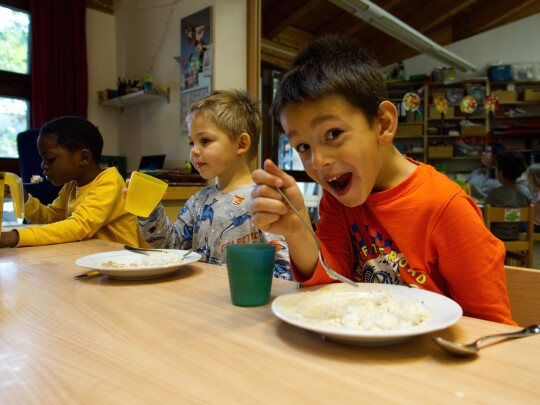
<box><xmin>179</xmin><ymin>7</ymin><xmax>212</xmax><ymax>134</ymax></box>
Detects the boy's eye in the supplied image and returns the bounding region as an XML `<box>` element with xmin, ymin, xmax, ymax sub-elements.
<box><xmin>188</xmin><ymin>141</ymin><xmax>194</xmax><ymax>147</ymax></box>
<box><xmin>327</xmin><ymin>129</ymin><xmax>343</xmax><ymax>140</ymax></box>
<box><xmin>201</xmin><ymin>137</ymin><xmax>212</xmax><ymax>145</ymax></box>
<box><xmin>296</xmin><ymin>143</ymin><xmax>310</xmax><ymax>153</ymax></box>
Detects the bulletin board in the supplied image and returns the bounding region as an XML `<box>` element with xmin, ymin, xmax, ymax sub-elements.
<box><xmin>179</xmin><ymin>7</ymin><xmax>212</xmax><ymax>133</ymax></box>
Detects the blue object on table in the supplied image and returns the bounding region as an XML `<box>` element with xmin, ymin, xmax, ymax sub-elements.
<box><xmin>17</xmin><ymin>129</ymin><xmax>62</xmax><ymax>205</ymax></box>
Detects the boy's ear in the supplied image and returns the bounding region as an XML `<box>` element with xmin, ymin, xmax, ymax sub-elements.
<box><xmin>377</xmin><ymin>101</ymin><xmax>398</xmax><ymax>147</ymax></box>
<box><xmin>237</xmin><ymin>133</ymin><xmax>251</xmax><ymax>155</ymax></box>
<box><xmin>78</xmin><ymin>149</ymin><xmax>92</xmax><ymax>166</ymax></box>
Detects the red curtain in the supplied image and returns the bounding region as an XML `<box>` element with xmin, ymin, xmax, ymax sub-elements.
<box><xmin>30</xmin><ymin>0</ymin><xmax>88</xmax><ymax>128</ymax></box>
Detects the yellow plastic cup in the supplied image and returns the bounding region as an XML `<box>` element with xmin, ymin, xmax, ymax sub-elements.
<box><xmin>124</xmin><ymin>171</ymin><xmax>168</xmax><ymax>217</ymax></box>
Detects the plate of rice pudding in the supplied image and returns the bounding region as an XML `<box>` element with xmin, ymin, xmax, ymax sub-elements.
<box><xmin>76</xmin><ymin>249</ymin><xmax>201</xmax><ymax>280</ymax></box>
<box><xmin>272</xmin><ymin>283</ymin><xmax>462</xmax><ymax>345</ymax></box>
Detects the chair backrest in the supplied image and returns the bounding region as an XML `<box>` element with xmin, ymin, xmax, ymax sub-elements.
<box><xmin>505</xmin><ymin>265</ymin><xmax>540</xmax><ymax>326</ymax></box>
<box><xmin>485</xmin><ymin>204</ymin><xmax>534</xmax><ymax>267</ymax></box>
<box><xmin>17</xmin><ymin>129</ymin><xmax>62</xmax><ymax>205</ymax></box>
<box><xmin>453</xmin><ymin>179</ymin><xmax>471</xmax><ymax>196</ymax></box>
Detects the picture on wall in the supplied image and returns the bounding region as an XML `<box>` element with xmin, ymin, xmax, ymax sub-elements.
<box><xmin>179</xmin><ymin>6</ymin><xmax>212</xmax><ymax>133</ymax></box>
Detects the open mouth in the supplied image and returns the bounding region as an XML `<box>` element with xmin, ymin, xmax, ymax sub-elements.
<box><xmin>328</xmin><ymin>173</ymin><xmax>351</xmax><ymax>192</ymax></box>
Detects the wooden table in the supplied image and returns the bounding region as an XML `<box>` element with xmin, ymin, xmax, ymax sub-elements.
<box><xmin>1</xmin><ymin>240</ymin><xmax>539</xmax><ymax>404</ymax></box>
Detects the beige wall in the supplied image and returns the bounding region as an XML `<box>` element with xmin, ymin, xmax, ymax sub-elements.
<box><xmin>86</xmin><ymin>0</ymin><xmax>248</xmax><ymax>172</ymax></box>
<box><xmin>86</xmin><ymin>9</ymin><xmax>118</xmax><ymax>156</ymax></box>
<box><xmin>393</xmin><ymin>13</ymin><xmax>540</xmax><ymax>80</ymax></box>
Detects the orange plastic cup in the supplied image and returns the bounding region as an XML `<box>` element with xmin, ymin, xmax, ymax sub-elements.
<box><xmin>124</xmin><ymin>171</ymin><xmax>168</xmax><ymax>217</ymax></box>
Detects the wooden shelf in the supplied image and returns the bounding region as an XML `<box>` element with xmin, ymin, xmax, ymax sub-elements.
<box><xmin>100</xmin><ymin>88</ymin><xmax>170</xmax><ymax>112</ymax></box>
<box><xmin>491</xmin><ymin>114</ymin><xmax>540</xmax><ymax>119</ymax></box>
<box><xmin>428</xmin><ymin>156</ymin><xmax>482</xmax><ymax>160</ymax></box>
<box><xmin>498</xmin><ymin>101</ymin><xmax>540</xmax><ymax>106</ymax></box>
<box><xmin>395</xmin><ymin>135</ymin><xmax>423</xmax><ymax>139</ymax></box>
<box><xmin>427</xmin><ymin>117</ymin><xmax>485</xmax><ymax>121</ymax></box>
<box><xmin>388</xmin><ymin>79</ymin><xmax>540</xmax><ymax>171</ymax></box>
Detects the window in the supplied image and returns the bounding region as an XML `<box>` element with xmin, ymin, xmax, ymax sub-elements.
<box><xmin>0</xmin><ymin>0</ymin><xmax>30</xmax><ymax>158</ymax></box>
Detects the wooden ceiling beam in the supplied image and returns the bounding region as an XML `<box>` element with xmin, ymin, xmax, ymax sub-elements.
<box><xmin>272</xmin><ymin>26</ymin><xmax>314</xmax><ymax>51</ymax></box>
<box><xmin>263</xmin><ymin>0</ymin><xmax>325</xmax><ymax>40</ymax></box>
<box><xmin>261</xmin><ymin>53</ymin><xmax>294</xmax><ymax>70</ymax></box>
<box><xmin>315</xmin><ymin>11</ymin><xmax>371</xmax><ymax>38</ymax></box>
<box><xmin>360</xmin><ymin>25</ymin><xmax>453</xmax><ymax>68</ymax></box>
<box><xmin>414</xmin><ymin>0</ymin><xmax>477</xmax><ymax>34</ymax></box>
<box><xmin>453</xmin><ymin>0</ymin><xmax>540</xmax><ymax>41</ymax></box>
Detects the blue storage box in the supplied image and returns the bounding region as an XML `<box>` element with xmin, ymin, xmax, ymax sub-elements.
<box><xmin>488</xmin><ymin>65</ymin><xmax>511</xmax><ymax>81</ymax></box>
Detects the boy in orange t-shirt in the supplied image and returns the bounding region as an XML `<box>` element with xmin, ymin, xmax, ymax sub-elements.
<box><xmin>250</xmin><ymin>35</ymin><xmax>514</xmax><ymax>325</ymax></box>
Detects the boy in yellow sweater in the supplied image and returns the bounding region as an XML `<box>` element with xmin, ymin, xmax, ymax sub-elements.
<box><xmin>1</xmin><ymin>116</ymin><xmax>145</xmax><ymax>248</ymax></box>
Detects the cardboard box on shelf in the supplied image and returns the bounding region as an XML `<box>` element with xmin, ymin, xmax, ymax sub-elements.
<box><xmin>460</xmin><ymin>125</ymin><xmax>486</xmax><ymax>136</ymax></box>
<box><xmin>396</xmin><ymin>124</ymin><xmax>423</xmax><ymax>136</ymax></box>
<box><xmin>428</xmin><ymin>145</ymin><xmax>453</xmax><ymax>158</ymax></box>
<box><xmin>524</xmin><ymin>88</ymin><xmax>540</xmax><ymax>101</ymax></box>
<box><xmin>493</xmin><ymin>90</ymin><xmax>517</xmax><ymax>103</ymax></box>
<box><xmin>429</xmin><ymin>106</ymin><xmax>454</xmax><ymax>119</ymax></box>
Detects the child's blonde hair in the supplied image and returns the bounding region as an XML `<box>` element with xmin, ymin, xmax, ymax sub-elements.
<box><xmin>186</xmin><ymin>89</ymin><xmax>262</xmax><ymax>161</ymax></box>
<box><xmin>526</xmin><ymin>163</ymin><xmax>540</xmax><ymax>192</ymax></box>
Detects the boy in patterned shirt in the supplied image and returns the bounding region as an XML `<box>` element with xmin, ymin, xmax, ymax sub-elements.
<box><xmin>138</xmin><ymin>89</ymin><xmax>291</xmax><ymax>279</ymax></box>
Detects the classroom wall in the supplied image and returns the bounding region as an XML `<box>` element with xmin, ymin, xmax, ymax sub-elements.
<box><xmin>395</xmin><ymin>13</ymin><xmax>540</xmax><ymax>80</ymax></box>
<box><xmin>86</xmin><ymin>9</ymin><xmax>118</xmax><ymax>156</ymax></box>
<box><xmin>86</xmin><ymin>5</ymin><xmax>539</xmax><ymax>172</ymax></box>
<box><xmin>86</xmin><ymin>0</ymin><xmax>248</xmax><ymax>172</ymax></box>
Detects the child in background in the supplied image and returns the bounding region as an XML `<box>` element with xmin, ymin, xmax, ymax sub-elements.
<box><xmin>250</xmin><ymin>35</ymin><xmax>514</xmax><ymax>324</ymax></box>
<box><xmin>466</xmin><ymin>143</ymin><xmax>505</xmax><ymax>200</ymax></box>
<box><xmin>525</xmin><ymin>163</ymin><xmax>540</xmax><ymax>233</ymax></box>
<box><xmin>485</xmin><ymin>150</ymin><xmax>532</xmax><ymax>240</ymax></box>
<box><xmin>0</xmin><ymin>116</ymin><xmax>145</xmax><ymax>248</ymax></box>
<box><xmin>137</xmin><ymin>89</ymin><xmax>291</xmax><ymax>280</ymax></box>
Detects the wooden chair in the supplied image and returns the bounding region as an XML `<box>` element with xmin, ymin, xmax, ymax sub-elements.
<box><xmin>484</xmin><ymin>204</ymin><xmax>534</xmax><ymax>268</ymax></box>
<box><xmin>453</xmin><ymin>179</ymin><xmax>471</xmax><ymax>196</ymax></box>
<box><xmin>505</xmin><ymin>265</ymin><xmax>540</xmax><ymax>326</ymax></box>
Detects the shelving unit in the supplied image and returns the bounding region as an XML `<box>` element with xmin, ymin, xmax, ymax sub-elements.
<box><xmin>425</xmin><ymin>79</ymin><xmax>489</xmax><ymax>177</ymax></box>
<box><xmin>387</xmin><ymin>81</ymin><xmax>427</xmax><ymax>162</ymax></box>
<box><xmin>388</xmin><ymin>78</ymin><xmax>540</xmax><ymax>177</ymax></box>
<box><xmin>99</xmin><ymin>88</ymin><xmax>170</xmax><ymax>112</ymax></box>
<box><xmin>488</xmin><ymin>80</ymin><xmax>540</xmax><ymax>165</ymax></box>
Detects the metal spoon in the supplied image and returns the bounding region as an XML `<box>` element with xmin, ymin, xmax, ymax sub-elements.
<box><xmin>432</xmin><ymin>324</ymin><xmax>540</xmax><ymax>357</ymax></box>
<box><xmin>124</xmin><ymin>245</ymin><xmax>172</xmax><ymax>255</ymax></box>
<box><xmin>276</xmin><ymin>188</ymin><xmax>357</xmax><ymax>288</ymax></box>
<box><xmin>123</xmin><ymin>245</ymin><xmax>192</xmax><ymax>258</ymax></box>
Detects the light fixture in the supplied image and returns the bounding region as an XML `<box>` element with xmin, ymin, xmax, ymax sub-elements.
<box><xmin>329</xmin><ymin>0</ymin><xmax>477</xmax><ymax>72</ymax></box>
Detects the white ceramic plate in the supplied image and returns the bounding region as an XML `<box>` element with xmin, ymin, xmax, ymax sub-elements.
<box><xmin>75</xmin><ymin>250</ymin><xmax>201</xmax><ymax>280</ymax></box>
<box><xmin>272</xmin><ymin>283</ymin><xmax>462</xmax><ymax>345</ymax></box>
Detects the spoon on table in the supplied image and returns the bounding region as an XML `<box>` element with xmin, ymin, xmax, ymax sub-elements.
<box><xmin>432</xmin><ymin>324</ymin><xmax>540</xmax><ymax>357</ymax></box>
<box><xmin>123</xmin><ymin>245</ymin><xmax>192</xmax><ymax>258</ymax></box>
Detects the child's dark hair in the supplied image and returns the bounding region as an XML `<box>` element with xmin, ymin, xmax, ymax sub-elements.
<box><xmin>495</xmin><ymin>150</ymin><xmax>527</xmax><ymax>182</ymax></box>
<box><xmin>39</xmin><ymin>116</ymin><xmax>103</xmax><ymax>162</ymax></box>
<box><xmin>488</xmin><ymin>142</ymin><xmax>505</xmax><ymax>179</ymax></box>
<box><xmin>270</xmin><ymin>34</ymin><xmax>387</xmax><ymax>127</ymax></box>
<box><xmin>526</xmin><ymin>163</ymin><xmax>540</xmax><ymax>192</ymax></box>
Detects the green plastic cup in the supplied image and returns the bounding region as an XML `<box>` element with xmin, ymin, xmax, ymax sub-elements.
<box><xmin>225</xmin><ymin>244</ymin><xmax>276</xmax><ymax>307</ymax></box>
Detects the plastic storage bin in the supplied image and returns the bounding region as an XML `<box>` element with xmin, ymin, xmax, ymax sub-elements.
<box><xmin>488</xmin><ymin>65</ymin><xmax>511</xmax><ymax>81</ymax></box>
